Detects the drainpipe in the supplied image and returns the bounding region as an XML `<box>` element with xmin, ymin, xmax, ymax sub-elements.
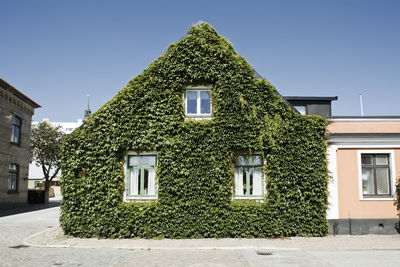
<box><xmin>348</xmin><ymin>211</ymin><xmax>352</xmax><ymax>235</ymax></box>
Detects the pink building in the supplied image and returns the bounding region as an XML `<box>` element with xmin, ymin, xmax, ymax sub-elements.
<box><xmin>327</xmin><ymin>117</ymin><xmax>399</xmax><ymax>234</ymax></box>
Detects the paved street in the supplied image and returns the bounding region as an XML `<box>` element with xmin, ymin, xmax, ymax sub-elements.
<box><xmin>1</xmin><ymin>207</ymin><xmax>400</xmax><ymax>267</ymax></box>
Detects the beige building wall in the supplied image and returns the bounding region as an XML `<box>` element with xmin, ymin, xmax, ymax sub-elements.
<box><xmin>0</xmin><ymin>80</ymin><xmax>39</xmax><ymax>206</ymax></box>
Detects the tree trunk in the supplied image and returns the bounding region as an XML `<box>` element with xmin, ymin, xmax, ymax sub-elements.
<box><xmin>44</xmin><ymin>190</ymin><xmax>49</xmax><ymax>204</ymax></box>
<box><xmin>44</xmin><ymin>178</ymin><xmax>51</xmax><ymax>204</ymax></box>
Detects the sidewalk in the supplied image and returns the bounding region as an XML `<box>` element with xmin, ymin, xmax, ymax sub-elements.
<box><xmin>25</xmin><ymin>226</ymin><xmax>400</xmax><ymax>251</ymax></box>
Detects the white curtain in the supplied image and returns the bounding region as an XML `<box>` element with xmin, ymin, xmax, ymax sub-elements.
<box><xmin>147</xmin><ymin>168</ymin><xmax>156</xmax><ymax>195</ymax></box>
<box><xmin>253</xmin><ymin>168</ymin><xmax>263</xmax><ymax>196</ymax></box>
<box><xmin>130</xmin><ymin>169</ymin><xmax>139</xmax><ymax>195</ymax></box>
<box><xmin>234</xmin><ymin>168</ymin><xmax>243</xmax><ymax>196</ymax></box>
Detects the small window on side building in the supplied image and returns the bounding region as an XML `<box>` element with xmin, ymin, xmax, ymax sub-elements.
<box><xmin>8</xmin><ymin>164</ymin><xmax>18</xmax><ymax>192</ymax></box>
<box><xmin>11</xmin><ymin>115</ymin><xmax>21</xmax><ymax>144</ymax></box>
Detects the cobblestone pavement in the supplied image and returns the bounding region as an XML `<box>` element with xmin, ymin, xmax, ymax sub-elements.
<box><xmin>1</xmin><ymin>207</ymin><xmax>400</xmax><ymax>267</ymax></box>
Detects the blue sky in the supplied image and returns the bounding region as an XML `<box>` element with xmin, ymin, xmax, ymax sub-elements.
<box><xmin>1</xmin><ymin>0</ymin><xmax>399</xmax><ymax>121</ymax></box>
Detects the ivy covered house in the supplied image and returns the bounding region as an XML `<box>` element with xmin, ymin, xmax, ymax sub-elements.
<box><xmin>61</xmin><ymin>22</ymin><xmax>329</xmax><ymax>238</ymax></box>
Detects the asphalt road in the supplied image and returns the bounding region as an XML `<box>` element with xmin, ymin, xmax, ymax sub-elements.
<box><xmin>0</xmin><ymin>207</ymin><xmax>400</xmax><ymax>267</ymax></box>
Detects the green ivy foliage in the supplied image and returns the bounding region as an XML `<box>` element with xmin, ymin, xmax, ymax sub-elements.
<box><xmin>60</xmin><ymin>23</ymin><xmax>329</xmax><ymax>238</ymax></box>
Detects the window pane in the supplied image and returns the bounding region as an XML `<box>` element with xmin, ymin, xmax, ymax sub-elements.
<box><xmin>12</xmin><ymin>116</ymin><xmax>21</xmax><ymax>126</ymax></box>
<box><xmin>9</xmin><ymin>164</ymin><xmax>17</xmax><ymax>171</ymax></box>
<box><xmin>147</xmin><ymin>168</ymin><xmax>156</xmax><ymax>195</ymax></box>
<box><xmin>8</xmin><ymin>164</ymin><xmax>18</xmax><ymax>191</ymax></box>
<box><xmin>130</xmin><ymin>169</ymin><xmax>139</xmax><ymax>195</ymax></box>
<box><xmin>252</xmin><ymin>167</ymin><xmax>263</xmax><ymax>196</ymax></box>
<box><xmin>249</xmin><ymin>168</ymin><xmax>254</xmax><ymax>195</ymax></box>
<box><xmin>234</xmin><ymin>168</ymin><xmax>243</xmax><ymax>196</ymax></box>
<box><xmin>8</xmin><ymin>173</ymin><xmax>16</xmax><ymax>191</ymax></box>
<box><xmin>11</xmin><ymin>126</ymin><xmax>16</xmax><ymax>143</ymax></box>
<box><xmin>8</xmin><ymin>174</ymin><xmax>12</xmax><ymax>190</ymax></box>
<box><xmin>143</xmin><ymin>169</ymin><xmax>149</xmax><ymax>195</ymax></box>
<box><xmin>137</xmin><ymin>169</ymin><xmax>142</xmax><ymax>194</ymax></box>
<box><xmin>129</xmin><ymin>156</ymin><xmax>156</xmax><ymax>167</ymax></box>
<box><xmin>186</xmin><ymin>91</ymin><xmax>197</xmax><ymax>114</ymax></box>
<box><xmin>14</xmin><ymin>127</ymin><xmax>20</xmax><ymax>143</ymax></box>
<box><xmin>235</xmin><ymin>155</ymin><xmax>262</xmax><ymax>166</ymax></box>
<box><xmin>200</xmin><ymin>91</ymin><xmax>211</xmax><ymax>114</ymax></box>
<box><xmin>362</xmin><ymin>167</ymin><xmax>374</xmax><ymax>194</ymax></box>
<box><xmin>242</xmin><ymin>169</ymin><xmax>246</xmax><ymax>195</ymax></box>
<box><xmin>376</xmin><ymin>168</ymin><xmax>390</xmax><ymax>194</ymax></box>
<box><xmin>294</xmin><ymin>106</ymin><xmax>306</xmax><ymax>115</ymax></box>
<box><xmin>361</xmin><ymin>155</ymin><xmax>373</xmax><ymax>165</ymax></box>
<box><xmin>375</xmin><ymin>155</ymin><xmax>388</xmax><ymax>165</ymax></box>
<box><xmin>12</xmin><ymin>174</ymin><xmax>16</xmax><ymax>190</ymax></box>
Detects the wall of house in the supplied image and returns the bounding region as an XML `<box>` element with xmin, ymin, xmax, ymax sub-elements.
<box><xmin>327</xmin><ymin>119</ymin><xmax>400</xmax><ymax>234</ymax></box>
<box><xmin>328</xmin><ymin>120</ymin><xmax>400</xmax><ymax>133</ymax></box>
<box><xmin>0</xmin><ymin>85</ymin><xmax>35</xmax><ymax>207</ymax></box>
<box><xmin>336</xmin><ymin>148</ymin><xmax>398</xmax><ymax>219</ymax></box>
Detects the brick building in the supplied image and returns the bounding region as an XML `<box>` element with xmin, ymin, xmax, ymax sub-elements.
<box><xmin>0</xmin><ymin>78</ymin><xmax>40</xmax><ymax>208</ymax></box>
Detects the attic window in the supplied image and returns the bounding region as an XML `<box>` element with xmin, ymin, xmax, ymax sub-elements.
<box><xmin>184</xmin><ymin>86</ymin><xmax>212</xmax><ymax>119</ymax></box>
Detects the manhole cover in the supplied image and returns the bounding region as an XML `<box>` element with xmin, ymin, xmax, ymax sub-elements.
<box><xmin>256</xmin><ymin>250</ymin><xmax>273</xmax><ymax>255</ymax></box>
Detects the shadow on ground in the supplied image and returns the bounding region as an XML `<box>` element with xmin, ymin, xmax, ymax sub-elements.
<box><xmin>0</xmin><ymin>198</ymin><xmax>61</xmax><ymax>217</ymax></box>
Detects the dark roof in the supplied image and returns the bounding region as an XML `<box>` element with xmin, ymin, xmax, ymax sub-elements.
<box><xmin>0</xmin><ymin>78</ymin><xmax>41</xmax><ymax>108</ymax></box>
<box><xmin>284</xmin><ymin>96</ymin><xmax>338</xmax><ymax>101</ymax></box>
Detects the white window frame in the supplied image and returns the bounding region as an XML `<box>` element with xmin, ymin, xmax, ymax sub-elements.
<box><xmin>233</xmin><ymin>154</ymin><xmax>266</xmax><ymax>200</ymax></box>
<box><xmin>183</xmin><ymin>86</ymin><xmax>212</xmax><ymax>119</ymax></box>
<box><xmin>124</xmin><ymin>152</ymin><xmax>158</xmax><ymax>201</ymax></box>
<box><xmin>357</xmin><ymin>150</ymin><xmax>396</xmax><ymax>201</ymax></box>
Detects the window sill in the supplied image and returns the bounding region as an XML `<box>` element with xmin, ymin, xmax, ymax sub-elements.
<box><xmin>185</xmin><ymin>115</ymin><xmax>212</xmax><ymax>120</ymax></box>
<box><xmin>233</xmin><ymin>196</ymin><xmax>264</xmax><ymax>200</ymax></box>
<box><xmin>125</xmin><ymin>196</ymin><xmax>158</xmax><ymax>201</ymax></box>
<box><xmin>10</xmin><ymin>142</ymin><xmax>21</xmax><ymax>146</ymax></box>
<box><xmin>7</xmin><ymin>190</ymin><xmax>18</xmax><ymax>194</ymax></box>
<box><xmin>360</xmin><ymin>196</ymin><xmax>394</xmax><ymax>201</ymax></box>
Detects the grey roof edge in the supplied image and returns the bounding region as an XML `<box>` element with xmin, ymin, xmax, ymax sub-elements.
<box><xmin>284</xmin><ymin>96</ymin><xmax>338</xmax><ymax>101</ymax></box>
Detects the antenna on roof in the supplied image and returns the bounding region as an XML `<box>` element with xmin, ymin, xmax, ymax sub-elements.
<box><xmin>359</xmin><ymin>93</ymin><xmax>364</xmax><ymax>116</ymax></box>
